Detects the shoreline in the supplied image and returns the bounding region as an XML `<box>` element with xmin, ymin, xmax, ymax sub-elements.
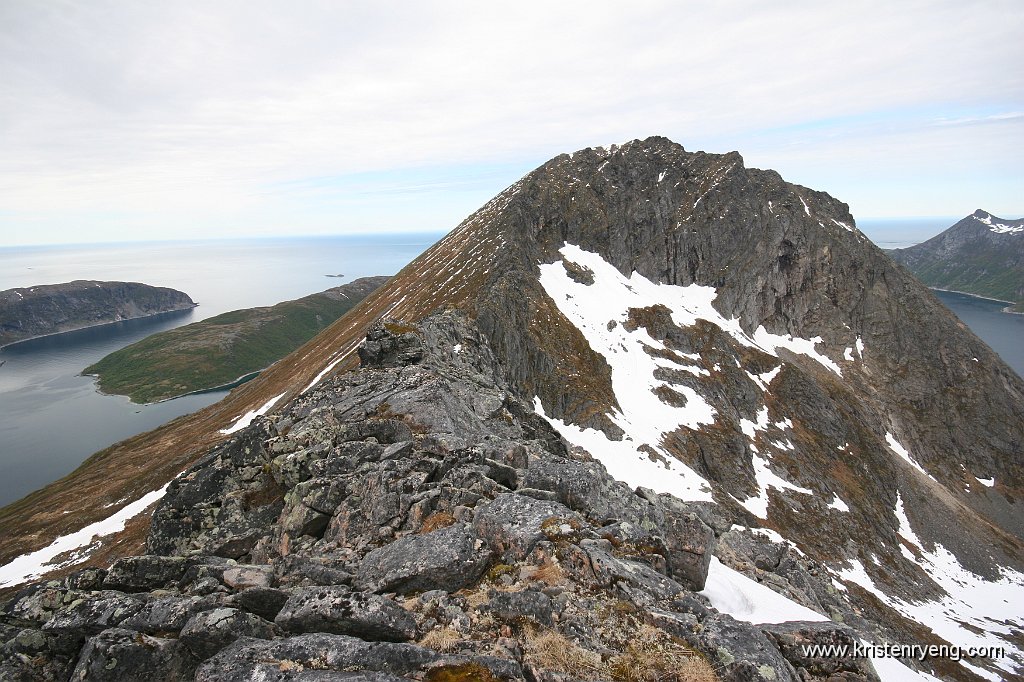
<box><xmin>0</xmin><ymin>304</ymin><xmax>199</xmax><ymax>351</ymax></box>
<box><xmin>87</xmin><ymin>368</ymin><xmax>263</xmax><ymax>405</ymax></box>
<box><xmin>930</xmin><ymin>288</ymin><xmax>1021</xmax><ymax>314</ymax></box>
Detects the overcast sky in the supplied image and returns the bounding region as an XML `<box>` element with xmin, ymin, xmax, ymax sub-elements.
<box><xmin>1</xmin><ymin>0</ymin><xmax>1022</xmax><ymax>245</ymax></box>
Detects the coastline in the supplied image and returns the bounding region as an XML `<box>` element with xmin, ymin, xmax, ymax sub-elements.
<box><xmin>930</xmin><ymin>287</ymin><xmax>1021</xmax><ymax>314</ymax></box>
<box><xmin>0</xmin><ymin>303</ymin><xmax>199</xmax><ymax>351</ymax></box>
<box><xmin>86</xmin><ymin>368</ymin><xmax>262</xmax><ymax>405</ymax></box>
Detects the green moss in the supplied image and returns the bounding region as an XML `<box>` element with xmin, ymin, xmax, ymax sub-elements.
<box><xmin>424</xmin><ymin>663</ymin><xmax>501</xmax><ymax>682</ymax></box>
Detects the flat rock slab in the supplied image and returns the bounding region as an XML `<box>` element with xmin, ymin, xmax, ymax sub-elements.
<box><xmin>275</xmin><ymin>586</ymin><xmax>417</xmax><ymax>642</ymax></box>
<box><xmin>354</xmin><ymin>523</ymin><xmax>491</xmax><ymax>595</ymax></box>
<box><xmin>70</xmin><ymin>627</ymin><xmax>198</xmax><ymax>682</ymax></box>
<box><xmin>473</xmin><ymin>493</ymin><xmax>581</xmax><ymax>562</ymax></box>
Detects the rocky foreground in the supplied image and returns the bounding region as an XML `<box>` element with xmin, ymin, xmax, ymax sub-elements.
<box><xmin>0</xmin><ymin>316</ymin><xmax>881</xmax><ymax>681</ymax></box>
<box><xmin>0</xmin><ymin>280</ymin><xmax>196</xmax><ymax>347</ymax></box>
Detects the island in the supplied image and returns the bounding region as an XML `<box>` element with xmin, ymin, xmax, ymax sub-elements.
<box><xmin>84</xmin><ymin>276</ymin><xmax>388</xmax><ymax>403</ymax></box>
<box><xmin>0</xmin><ymin>280</ymin><xmax>197</xmax><ymax>347</ymax></box>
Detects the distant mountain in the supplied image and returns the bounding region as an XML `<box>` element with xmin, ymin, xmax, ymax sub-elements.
<box><xmin>0</xmin><ymin>280</ymin><xmax>196</xmax><ymax>347</ymax></box>
<box><xmin>2</xmin><ymin>139</ymin><xmax>1022</xmax><ymax>681</ymax></box>
<box><xmin>84</xmin><ymin>277</ymin><xmax>388</xmax><ymax>403</ymax></box>
<box><xmin>888</xmin><ymin>210</ymin><xmax>1024</xmax><ymax>311</ymax></box>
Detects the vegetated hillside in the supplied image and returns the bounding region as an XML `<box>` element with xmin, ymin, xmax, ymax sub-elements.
<box><xmin>84</xmin><ymin>277</ymin><xmax>389</xmax><ymax>403</ymax></box>
<box><xmin>0</xmin><ymin>280</ymin><xmax>196</xmax><ymax>346</ymax></box>
<box><xmin>1</xmin><ymin>138</ymin><xmax>1021</xmax><ymax>682</ymax></box>
<box><xmin>888</xmin><ymin>209</ymin><xmax>1024</xmax><ymax>311</ymax></box>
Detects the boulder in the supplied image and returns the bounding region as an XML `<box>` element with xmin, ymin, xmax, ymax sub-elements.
<box><xmin>179</xmin><ymin>607</ymin><xmax>277</xmax><ymax>660</ymax></box>
<box><xmin>275</xmin><ymin>586</ymin><xmax>417</xmax><ymax>642</ymax></box>
<box><xmin>473</xmin><ymin>493</ymin><xmax>581</xmax><ymax>562</ymax></box>
<box><xmin>69</xmin><ymin>627</ymin><xmax>198</xmax><ymax>682</ymax></box>
<box><xmin>354</xmin><ymin>523</ymin><xmax>491</xmax><ymax>594</ymax></box>
<box><xmin>762</xmin><ymin>621</ymin><xmax>881</xmax><ymax>681</ymax></box>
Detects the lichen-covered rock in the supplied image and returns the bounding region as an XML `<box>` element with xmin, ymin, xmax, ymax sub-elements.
<box><xmin>179</xmin><ymin>607</ymin><xmax>277</xmax><ymax>660</ymax></box>
<box><xmin>354</xmin><ymin>523</ymin><xmax>491</xmax><ymax>595</ymax></box>
<box><xmin>102</xmin><ymin>555</ymin><xmax>191</xmax><ymax>592</ymax></box>
<box><xmin>228</xmin><ymin>587</ymin><xmax>290</xmax><ymax>621</ymax></box>
<box><xmin>42</xmin><ymin>592</ymin><xmax>145</xmax><ymax>635</ymax></box>
<box><xmin>762</xmin><ymin>621</ymin><xmax>881</xmax><ymax>682</ymax></box>
<box><xmin>275</xmin><ymin>586</ymin><xmax>417</xmax><ymax>642</ymax></box>
<box><xmin>194</xmin><ymin>633</ymin><xmax>454</xmax><ymax>681</ymax></box>
<box><xmin>69</xmin><ymin>627</ymin><xmax>198</xmax><ymax>682</ymax></box>
<box><xmin>472</xmin><ymin>493</ymin><xmax>582</xmax><ymax>562</ymax></box>
<box><xmin>687</xmin><ymin>612</ymin><xmax>799</xmax><ymax>682</ymax></box>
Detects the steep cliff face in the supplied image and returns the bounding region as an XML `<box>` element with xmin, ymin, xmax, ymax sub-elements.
<box><xmin>2</xmin><ymin>138</ymin><xmax>1022</xmax><ymax>681</ymax></box>
<box><xmin>888</xmin><ymin>209</ymin><xmax>1024</xmax><ymax>309</ymax></box>
<box><xmin>0</xmin><ymin>280</ymin><xmax>196</xmax><ymax>346</ymax></box>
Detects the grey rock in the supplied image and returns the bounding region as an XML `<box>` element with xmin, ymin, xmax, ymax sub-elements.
<box><xmin>179</xmin><ymin>607</ymin><xmax>277</xmax><ymax>660</ymax></box>
<box><xmin>275</xmin><ymin>586</ymin><xmax>417</xmax><ymax>642</ymax></box>
<box><xmin>102</xmin><ymin>555</ymin><xmax>191</xmax><ymax>592</ymax></box>
<box><xmin>229</xmin><ymin>586</ymin><xmax>291</xmax><ymax>620</ymax></box>
<box><xmin>487</xmin><ymin>589</ymin><xmax>553</xmax><ymax>626</ymax></box>
<box><xmin>354</xmin><ymin>523</ymin><xmax>491</xmax><ymax>595</ymax></box>
<box><xmin>42</xmin><ymin>592</ymin><xmax>145</xmax><ymax>635</ymax></box>
<box><xmin>473</xmin><ymin>493</ymin><xmax>581</xmax><ymax>562</ymax></box>
<box><xmin>762</xmin><ymin>621</ymin><xmax>881</xmax><ymax>682</ymax></box>
<box><xmin>687</xmin><ymin>613</ymin><xmax>799</xmax><ymax>682</ymax></box>
<box><xmin>69</xmin><ymin>627</ymin><xmax>198</xmax><ymax>682</ymax></box>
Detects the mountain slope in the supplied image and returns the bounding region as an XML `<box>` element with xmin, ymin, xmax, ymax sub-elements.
<box><xmin>84</xmin><ymin>277</ymin><xmax>389</xmax><ymax>403</ymax></box>
<box><xmin>0</xmin><ymin>280</ymin><xmax>196</xmax><ymax>346</ymax></box>
<box><xmin>1</xmin><ymin>138</ymin><xmax>1021</xmax><ymax>681</ymax></box>
<box><xmin>888</xmin><ymin>209</ymin><xmax>1024</xmax><ymax>310</ymax></box>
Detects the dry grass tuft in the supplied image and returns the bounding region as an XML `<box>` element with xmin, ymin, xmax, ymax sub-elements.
<box><xmin>531</xmin><ymin>556</ymin><xmax>565</xmax><ymax>585</ymax></box>
<box><xmin>523</xmin><ymin>628</ymin><xmax>603</xmax><ymax>678</ymax></box>
<box><xmin>420</xmin><ymin>511</ymin><xmax>457</xmax><ymax>533</ymax></box>
<box><xmin>607</xmin><ymin>626</ymin><xmax>717</xmax><ymax>682</ymax></box>
<box><xmin>420</xmin><ymin>627</ymin><xmax>463</xmax><ymax>654</ymax></box>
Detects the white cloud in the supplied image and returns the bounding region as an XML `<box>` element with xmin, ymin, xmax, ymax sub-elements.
<box><xmin>0</xmin><ymin>0</ymin><xmax>1022</xmax><ymax>243</ymax></box>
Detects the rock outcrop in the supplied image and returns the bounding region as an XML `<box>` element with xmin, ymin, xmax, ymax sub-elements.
<box><xmin>0</xmin><ymin>280</ymin><xmax>196</xmax><ymax>347</ymax></box>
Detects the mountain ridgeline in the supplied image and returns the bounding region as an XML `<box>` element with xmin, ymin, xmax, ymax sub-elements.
<box><xmin>0</xmin><ymin>280</ymin><xmax>196</xmax><ymax>347</ymax></box>
<box><xmin>2</xmin><ymin>138</ymin><xmax>1022</xmax><ymax>682</ymax></box>
<box><xmin>888</xmin><ymin>209</ymin><xmax>1024</xmax><ymax>311</ymax></box>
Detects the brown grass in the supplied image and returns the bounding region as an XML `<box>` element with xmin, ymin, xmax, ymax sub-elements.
<box><xmin>419</xmin><ymin>511</ymin><xmax>457</xmax><ymax>534</ymax></box>
<box><xmin>419</xmin><ymin>627</ymin><xmax>463</xmax><ymax>654</ymax></box>
<box><xmin>523</xmin><ymin>628</ymin><xmax>604</xmax><ymax>678</ymax></box>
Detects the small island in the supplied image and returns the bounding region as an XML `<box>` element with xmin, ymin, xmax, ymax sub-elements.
<box><xmin>0</xmin><ymin>280</ymin><xmax>197</xmax><ymax>347</ymax></box>
<box><xmin>84</xmin><ymin>276</ymin><xmax>388</xmax><ymax>403</ymax></box>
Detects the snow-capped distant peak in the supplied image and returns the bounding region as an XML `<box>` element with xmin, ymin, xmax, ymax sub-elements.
<box><xmin>972</xmin><ymin>211</ymin><xmax>1024</xmax><ymax>234</ymax></box>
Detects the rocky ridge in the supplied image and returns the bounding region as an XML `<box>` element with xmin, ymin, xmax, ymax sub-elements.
<box><xmin>1</xmin><ymin>316</ymin><xmax>885</xmax><ymax>682</ymax></box>
<box><xmin>0</xmin><ymin>280</ymin><xmax>196</xmax><ymax>347</ymax></box>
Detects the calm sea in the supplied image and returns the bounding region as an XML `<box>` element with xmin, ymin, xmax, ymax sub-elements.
<box><xmin>0</xmin><ymin>224</ymin><xmax>1020</xmax><ymax>507</ymax></box>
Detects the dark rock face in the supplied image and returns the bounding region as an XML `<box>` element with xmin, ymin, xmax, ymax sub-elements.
<box><xmin>275</xmin><ymin>587</ymin><xmax>417</xmax><ymax>642</ymax></box>
<box><xmin>0</xmin><ymin>280</ymin><xmax>196</xmax><ymax>346</ymax></box>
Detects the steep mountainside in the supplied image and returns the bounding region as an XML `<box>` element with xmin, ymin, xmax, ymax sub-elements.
<box><xmin>0</xmin><ymin>280</ymin><xmax>196</xmax><ymax>346</ymax></box>
<box><xmin>1</xmin><ymin>138</ymin><xmax>1021</xmax><ymax>681</ymax></box>
<box><xmin>888</xmin><ymin>210</ymin><xmax>1024</xmax><ymax>311</ymax></box>
<box><xmin>84</xmin><ymin>277</ymin><xmax>389</xmax><ymax>403</ymax></box>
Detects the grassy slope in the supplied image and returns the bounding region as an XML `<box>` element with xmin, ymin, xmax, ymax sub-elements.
<box><xmin>85</xmin><ymin>277</ymin><xmax>387</xmax><ymax>403</ymax></box>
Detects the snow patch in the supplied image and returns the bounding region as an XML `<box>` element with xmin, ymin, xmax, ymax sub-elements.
<box><xmin>974</xmin><ymin>213</ymin><xmax>1024</xmax><ymax>234</ymax></box>
<box><xmin>453</xmin><ymin>343</ymin><xmax>463</xmax><ymax>354</ymax></box>
<box><xmin>976</xmin><ymin>476</ymin><xmax>995</xmax><ymax>487</ymax></box>
<box><xmin>220</xmin><ymin>393</ymin><xmax>286</xmax><ymax>434</ymax></box>
<box><xmin>0</xmin><ymin>484</ymin><xmax>170</xmax><ymax>587</ymax></box>
<box><xmin>701</xmin><ymin>556</ymin><xmax>826</xmax><ymax>624</ymax></box>
<box><xmin>828</xmin><ymin>495</ymin><xmax>851</xmax><ymax>512</ymax></box>
<box><xmin>884</xmin><ymin>433</ymin><xmax>933</xmax><ymax>480</ymax></box>
<box><xmin>534</xmin><ymin>397</ymin><xmax>713</xmax><ymax>501</ymax></box>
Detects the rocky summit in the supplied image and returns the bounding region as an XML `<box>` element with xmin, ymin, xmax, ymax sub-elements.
<box><xmin>2</xmin><ymin>137</ymin><xmax>1022</xmax><ymax>681</ymax></box>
